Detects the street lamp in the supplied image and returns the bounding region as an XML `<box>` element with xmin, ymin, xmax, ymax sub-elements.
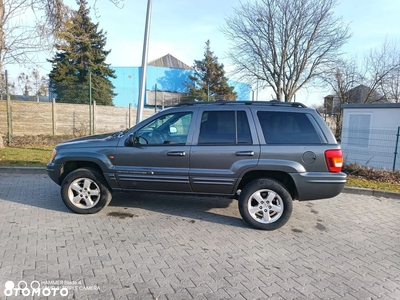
<box><xmin>255</xmin><ymin>18</ymin><xmax>265</xmax><ymax>101</ymax></box>
<box><xmin>136</xmin><ymin>0</ymin><xmax>153</xmax><ymax>124</ymax></box>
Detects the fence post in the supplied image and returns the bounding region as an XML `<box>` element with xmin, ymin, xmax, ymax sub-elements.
<box><xmin>5</xmin><ymin>70</ymin><xmax>11</xmax><ymax>143</ymax></box>
<box><xmin>92</xmin><ymin>100</ymin><xmax>96</xmax><ymax>134</ymax></box>
<box><xmin>154</xmin><ymin>83</ymin><xmax>157</xmax><ymax>112</ymax></box>
<box><xmin>393</xmin><ymin>126</ymin><xmax>400</xmax><ymax>171</ymax></box>
<box><xmin>129</xmin><ymin>103</ymin><xmax>132</xmax><ymax>128</ymax></box>
<box><xmin>6</xmin><ymin>94</ymin><xmax>11</xmax><ymax>144</ymax></box>
<box><xmin>52</xmin><ymin>98</ymin><xmax>56</xmax><ymax>136</ymax></box>
<box><xmin>89</xmin><ymin>71</ymin><xmax>92</xmax><ymax>135</ymax></box>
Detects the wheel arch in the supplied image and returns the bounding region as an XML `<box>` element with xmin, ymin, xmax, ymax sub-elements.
<box><xmin>60</xmin><ymin>161</ymin><xmax>104</xmax><ymax>185</ymax></box>
<box><xmin>237</xmin><ymin>170</ymin><xmax>298</xmax><ymax>200</ymax></box>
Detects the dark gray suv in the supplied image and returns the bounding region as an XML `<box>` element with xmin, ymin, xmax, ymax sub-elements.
<box><xmin>47</xmin><ymin>101</ymin><xmax>346</xmax><ymax>230</ymax></box>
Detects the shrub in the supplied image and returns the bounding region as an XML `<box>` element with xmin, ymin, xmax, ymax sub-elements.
<box><xmin>343</xmin><ymin>162</ymin><xmax>400</xmax><ymax>184</ymax></box>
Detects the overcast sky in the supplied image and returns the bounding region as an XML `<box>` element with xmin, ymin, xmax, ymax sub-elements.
<box><xmin>10</xmin><ymin>0</ymin><xmax>400</xmax><ymax>105</ymax></box>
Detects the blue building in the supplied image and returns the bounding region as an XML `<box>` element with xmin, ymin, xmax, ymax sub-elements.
<box><xmin>110</xmin><ymin>54</ymin><xmax>251</xmax><ymax>107</ymax></box>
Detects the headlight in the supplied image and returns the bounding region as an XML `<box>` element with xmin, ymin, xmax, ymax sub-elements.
<box><xmin>50</xmin><ymin>149</ymin><xmax>57</xmax><ymax>162</ymax></box>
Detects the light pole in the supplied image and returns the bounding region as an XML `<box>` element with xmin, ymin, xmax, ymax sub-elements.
<box><xmin>256</xmin><ymin>18</ymin><xmax>264</xmax><ymax>101</ymax></box>
<box><xmin>136</xmin><ymin>0</ymin><xmax>153</xmax><ymax>124</ymax></box>
<box><xmin>256</xmin><ymin>76</ymin><xmax>259</xmax><ymax>101</ymax></box>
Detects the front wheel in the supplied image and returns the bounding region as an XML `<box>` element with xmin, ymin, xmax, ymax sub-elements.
<box><xmin>238</xmin><ymin>178</ymin><xmax>293</xmax><ymax>230</ymax></box>
<box><xmin>61</xmin><ymin>168</ymin><xmax>112</xmax><ymax>214</ymax></box>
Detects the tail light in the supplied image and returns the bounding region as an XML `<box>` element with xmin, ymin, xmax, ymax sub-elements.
<box><xmin>325</xmin><ymin>149</ymin><xmax>343</xmax><ymax>172</ymax></box>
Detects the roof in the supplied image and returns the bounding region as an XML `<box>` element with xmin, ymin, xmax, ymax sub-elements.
<box><xmin>346</xmin><ymin>84</ymin><xmax>385</xmax><ymax>103</ymax></box>
<box><xmin>148</xmin><ymin>54</ymin><xmax>192</xmax><ymax>70</ymax></box>
<box><xmin>324</xmin><ymin>84</ymin><xmax>386</xmax><ymax>104</ymax></box>
<box><xmin>342</xmin><ymin>103</ymin><xmax>400</xmax><ymax>109</ymax></box>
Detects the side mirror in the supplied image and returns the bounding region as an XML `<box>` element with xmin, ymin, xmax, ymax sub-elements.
<box><xmin>169</xmin><ymin>126</ymin><xmax>178</xmax><ymax>134</ymax></box>
<box><xmin>125</xmin><ymin>132</ymin><xmax>149</xmax><ymax>146</ymax></box>
<box><xmin>124</xmin><ymin>133</ymin><xmax>136</xmax><ymax>146</ymax></box>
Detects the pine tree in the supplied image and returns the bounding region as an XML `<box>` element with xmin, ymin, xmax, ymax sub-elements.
<box><xmin>186</xmin><ymin>40</ymin><xmax>237</xmax><ymax>101</ymax></box>
<box><xmin>48</xmin><ymin>0</ymin><xmax>116</xmax><ymax>105</ymax></box>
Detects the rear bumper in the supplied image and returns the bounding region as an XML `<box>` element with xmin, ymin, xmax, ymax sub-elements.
<box><xmin>291</xmin><ymin>172</ymin><xmax>347</xmax><ymax>200</ymax></box>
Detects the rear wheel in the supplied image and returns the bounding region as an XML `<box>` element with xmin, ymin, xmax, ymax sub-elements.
<box><xmin>61</xmin><ymin>168</ymin><xmax>112</xmax><ymax>214</ymax></box>
<box><xmin>239</xmin><ymin>178</ymin><xmax>293</xmax><ymax>230</ymax></box>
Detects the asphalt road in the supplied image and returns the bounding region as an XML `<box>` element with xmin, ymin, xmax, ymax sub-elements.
<box><xmin>0</xmin><ymin>171</ymin><xmax>399</xmax><ymax>300</ymax></box>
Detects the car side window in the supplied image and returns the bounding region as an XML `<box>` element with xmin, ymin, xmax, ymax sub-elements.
<box><xmin>137</xmin><ymin>112</ymin><xmax>192</xmax><ymax>145</ymax></box>
<box><xmin>257</xmin><ymin>111</ymin><xmax>321</xmax><ymax>144</ymax></box>
<box><xmin>198</xmin><ymin>110</ymin><xmax>252</xmax><ymax>144</ymax></box>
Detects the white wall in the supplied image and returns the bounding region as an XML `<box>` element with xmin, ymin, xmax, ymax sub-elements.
<box><xmin>341</xmin><ymin>104</ymin><xmax>400</xmax><ymax>170</ymax></box>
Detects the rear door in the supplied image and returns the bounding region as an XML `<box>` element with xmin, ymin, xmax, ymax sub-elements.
<box><xmin>189</xmin><ymin>106</ymin><xmax>260</xmax><ymax>195</ymax></box>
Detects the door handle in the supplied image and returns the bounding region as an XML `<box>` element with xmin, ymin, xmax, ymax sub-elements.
<box><xmin>167</xmin><ymin>151</ymin><xmax>186</xmax><ymax>156</ymax></box>
<box><xmin>235</xmin><ymin>151</ymin><xmax>255</xmax><ymax>156</ymax></box>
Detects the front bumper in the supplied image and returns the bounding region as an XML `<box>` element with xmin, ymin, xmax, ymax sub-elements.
<box><xmin>46</xmin><ymin>162</ymin><xmax>62</xmax><ymax>185</ymax></box>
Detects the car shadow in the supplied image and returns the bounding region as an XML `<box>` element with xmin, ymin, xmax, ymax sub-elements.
<box><xmin>108</xmin><ymin>192</ymin><xmax>247</xmax><ymax>229</ymax></box>
<box><xmin>0</xmin><ymin>173</ymin><xmax>247</xmax><ymax>229</ymax></box>
<box><xmin>0</xmin><ymin>173</ymin><xmax>71</xmax><ymax>213</ymax></box>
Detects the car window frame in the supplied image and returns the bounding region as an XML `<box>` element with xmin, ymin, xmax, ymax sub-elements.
<box><xmin>135</xmin><ymin>110</ymin><xmax>194</xmax><ymax>146</ymax></box>
<box><xmin>195</xmin><ymin>107</ymin><xmax>255</xmax><ymax>145</ymax></box>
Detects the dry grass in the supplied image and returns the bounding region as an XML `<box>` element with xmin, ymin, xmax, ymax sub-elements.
<box><xmin>343</xmin><ymin>163</ymin><xmax>400</xmax><ymax>193</ymax></box>
<box><xmin>3</xmin><ymin>135</ymin><xmax>74</xmax><ymax>147</ymax></box>
<box><xmin>343</xmin><ymin>162</ymin><xmax>400</xmax><ymax>184</ymax></box>
<box><xmin>0</xmin><ymin>135</ymin><xmax>73</xmax><ymax>167</ymax></box>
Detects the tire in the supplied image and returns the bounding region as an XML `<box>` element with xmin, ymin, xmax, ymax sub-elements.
<box><xmin>238</xmin><ymin>178</ymin><xmax>293</xmax><ymax>230</ymax></box>
<box><xmin>61</xmin><ymin>168</ymin><xmax>112</xmax><ymax>214</ymax></box>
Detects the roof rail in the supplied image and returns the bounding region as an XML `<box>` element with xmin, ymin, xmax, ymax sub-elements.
<box><xmin>175</xmin><ymin>100</ymin><xmax>307</xmax><ymax>108</ymax></box>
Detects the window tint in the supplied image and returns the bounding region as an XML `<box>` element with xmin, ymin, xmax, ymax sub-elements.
<box><xmin>198</xmin><ymin>111</ymin><xmax>252</xmax><ymax>144</ymax></box>
<box><xmin>257</xmin><ymin>111</ymin><xmax>321</xmax><ymax>144</ymax></box>
<box><xmin>137</xmin><ymin>112</ymin><xmax>192</xmax><ymax>145</ymax></box>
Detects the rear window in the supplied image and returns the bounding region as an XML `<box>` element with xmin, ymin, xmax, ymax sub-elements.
<box><xmin>198</xmin><ymin>110</ymin><xmax>252</xmax><ymax>144</ymax></box>
<box><xmin>257</xmin><ymin>111</ymin><xmax>321</xmax><ymax>144</ymax></box>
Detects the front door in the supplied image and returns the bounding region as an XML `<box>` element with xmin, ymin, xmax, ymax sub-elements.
<box><xmin>114</xmin><ymin>111</ymin><xmax>193</xmax><ymax>192</ymax></box>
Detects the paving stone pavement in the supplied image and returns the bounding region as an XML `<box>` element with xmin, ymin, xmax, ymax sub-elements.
<box><xmin>0</xmin><ymin>172</ymin><xmax>399</xmax><ymax>300</ymax></box>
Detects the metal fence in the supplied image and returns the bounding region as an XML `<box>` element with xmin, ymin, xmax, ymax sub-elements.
<box><xmin>0</xmin><ymin>72</ymin><xmax>156</xmax><ymax>142</ymax></box>
<box><xmin>0</xmin><ymin>99</ymin><xmax>156</xmax><ymax>142</ymax></box>
<box><xmin>341</xmin><ymin>127</ymin><xmax>400</xmax><ymax>171</ymax></box>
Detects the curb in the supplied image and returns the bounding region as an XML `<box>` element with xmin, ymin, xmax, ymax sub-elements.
<box><xmin>0</xmin><ymin>167</ymin><xmax>399</xmax><ymax>200</ymax></box>
<box><xmin>0</xmin><ymin>167</ymin><xmax>47</xmax><ymax>174</ymax></box>
<box><xmin>342</xmin><ymin>186</ymin><xmax>400</xmax><ymax>200</ymax></box>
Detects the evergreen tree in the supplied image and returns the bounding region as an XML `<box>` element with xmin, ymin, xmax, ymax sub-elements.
<box><xmin>186</xmin><ymin>40</ymin><xmax>237</xmax><ymax>101</ymax></box>
<box><xmin>48</xmin><ymin>0</ymin><xmax>116</xmax><ymax>105</ymax></box>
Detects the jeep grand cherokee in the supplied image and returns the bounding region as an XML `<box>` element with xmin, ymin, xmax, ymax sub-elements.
<box><xmin>47</xmin><ymin>101</ymin><xmax>346</xmax><ymax>230</ymax></box>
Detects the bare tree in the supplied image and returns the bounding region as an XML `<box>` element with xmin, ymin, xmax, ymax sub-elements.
<box><xmin>364</xmin><ymin>40</ymin><xmax>400</xmax><ymax>103</ymax></box>
<box><xmin>42</xmin><ymin>0</ymin><xmax>124</xmax><ymax>36</ymax></box>
<box><xmin>222</xmin><ymin>0</ymin><xmax>351</xmax><ymax>102</ymax></box>
<box><xmin>321</xmin><ymin>40</ymin><xmax>400</xmax><ymax>139</ymax></box>
<box><xmin>17</xmin><ymin>72</ymin><xmax>32</xmax><ymax>96</ymax></box>
<box><xmin>31</xmin><ymin>68</ymin><xmax>48</xmax><ymax>101</ymax></box>
<box><xmin>321</xmin><ymin>58</ymin><xmax>360</xmax><ymax>139</ymax></box>
<box><xmin>310</xmin><ymin>103</ymin><xmax>324</xmax><ymax>114</ymax></box>
<box><xmin>384</xmin><ymin>67</ymin><xmax>400</xmax><ymax>103</ymax></box>
<box><xmin>1</xmin><ymin>1</ymin><xmax>39</xmax><ymax>70</ymax></box>
<box><xmin>0</xmin><ymin>1</ymin><xmax>70</xmax><ymax>99</ymax></box>
<box><xmin>0</xmin><ymin>0</ymin><xmax>122</xmax><ymax>99</ymax></box>
<box><xmin>0</xmin><ymin>0</ymin><xmax>123</xmax><ymax>72</ymax></box>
